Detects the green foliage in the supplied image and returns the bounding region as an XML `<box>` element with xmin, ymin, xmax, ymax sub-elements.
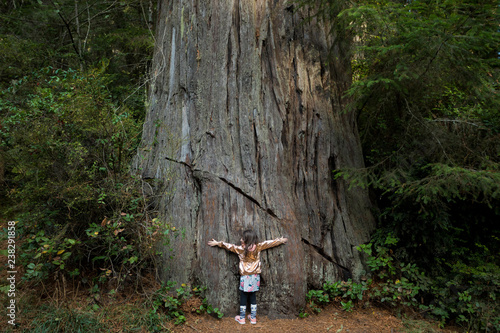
<box><xmin>202</xmin><ymin>302</ymin><xmax>224</xmax><ymax>319</ymax></box>
<box><xmin>299</xmin><ymin>0</ymin><xmax>499</xmax><ymax>329</ymax></box>
<box><xmin>0</xmin><ymin>34</ymin><xmax>48</xmax><ymax>84</ymax></box>
<box><xmin>0</xmin><ymin>66</ymin><xmax>171</xmax><ymax>288</ymax></box>
<box><xmin>148</xmin><ymin>281</ymin><xmax>223</xmax><ymax>329</ymax></box>
<box><xmin>304</xmin><ymin>279</ymin><xmax>368</xmax><ymax>315</ymax></box>
<box><xmin>0</xmin><ymin>0</ymin><xmax>163</xmax><ymax>317</ymax></box>
<box><xmin>340</xmin><ymin>300</ymin><xmax>354</xmax><ymax>312</ymax></box>
<box><xmin>329</xmin><ymin>0</ymin><xmax>500</xmax><ymax>224</ymax></box>
<box><xmin>356</xmin><ymin>238</ymin><xmax>431</xmax><ymax>308</ymax></box>
<box><xmin>429</xmin><ymin>256</ymin><xmax>500</xmax><ymax>331</ymax></box>
<box><xmin>0</xmin><ymin>0</ymin><xmax>154</xmax><ymax>88</ymax></box>
<box><xmin>357</xmin><ymin>238</ymin><xmax>499</xmax><ymax>331</ymax></box>
<box><xmin>2</xmin><ymin>285</ymin><xmax>221</xmax><ymax>332</ymax></box>
<box><xmin>303</xmin><ymin>235</ymin><xmax>498</xmax><ymax>330</ymax></box>
<box><xmin>306</xmin><ymin>289</ymin><xmax>329</xmax><ymax>313</ymax></box>
<box><xmin>333</xmin><ymin>1</ymin><xmax>500</xmax><ymax>260</ymax></box>
<box><xmin>149</xmin><ymin>281</ymin><xmax>185</xmax><ymax>326</ymax></box>
<box><xmin>307</xmin><ymin>289</ymin><xmax>330</xmax><ymax>304</ymax></box>
<box><xmin>19</xmin><ymin>304</ymin><xmax>106</xmax><ymax>333</ymax></box>
<box><xmin>298</xmin><ymin>310</ymin><xmax>309</xmax><ymax>318</ymax></box>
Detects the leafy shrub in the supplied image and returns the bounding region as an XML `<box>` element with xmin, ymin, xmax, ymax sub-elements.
<box><xmin>302</xmin><ymin>234</ymin><xmax>499</xmax><ymax>331</ymax></box>
<box><xmin>0</xmin><ymin>66</ymin><xmax>170</xmax><ymax>288</ymax></box>
<box><xmin>148</xmin><ymin>281</ymin><xmax>223</xmax><ymax>329</ymax></box>
<box><xmin>304</xmin><ymin>279</ymin><xmax>367</xmax><ymax>315</ymax></box>
<box><xmin>305</xmin><ymin>289</ymin><xmax>329</xmax><ymax>313</ymax></box>
<box><xmin>304</xmin><ymin>2</ymin><xmax>499</xmax><ymax>329</ymax></box>
<box><xmin>357</xmin><ymin>237</ymin><xmax>499</xmax><ymax>331</ymax></box>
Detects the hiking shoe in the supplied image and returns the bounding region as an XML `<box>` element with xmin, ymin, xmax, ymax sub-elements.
<box><xmin>248</xmin><ymin>314</ymin><xmax>257</xmax><ymax>324</ymax></box>
<box><xmin>235</xmin><ymin>315</ymin><xmax>245</xmax><ymax>324</ymax></box>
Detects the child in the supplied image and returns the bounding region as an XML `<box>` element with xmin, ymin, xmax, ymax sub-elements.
<box><xmin>208</xmin><ymin>229</ymin><xmax>288</xmax><ymax>324</ymax></box>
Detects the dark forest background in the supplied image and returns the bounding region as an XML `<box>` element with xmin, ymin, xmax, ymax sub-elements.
<box><xmin>0</xmin><ymin>0</ymin><xmax>498</xmax><ymax>331</ymax></box>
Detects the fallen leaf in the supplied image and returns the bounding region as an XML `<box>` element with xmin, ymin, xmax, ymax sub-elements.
<box><xmin>113</xmin><ymin>228</ymin><xmax>125</xmax><ymax>235</ymax></box>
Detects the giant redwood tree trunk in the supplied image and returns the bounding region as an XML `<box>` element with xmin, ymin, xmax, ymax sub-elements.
<box><xmin>136</xmin><ymin>0</ymin><xmax>374</xmax><ymax>317</ymax></box>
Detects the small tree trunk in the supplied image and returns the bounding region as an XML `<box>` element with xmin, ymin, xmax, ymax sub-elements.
<box><xmin>74</xmin><ymin>0</ymin><xmax>83</xmax><ymax>71</ymax></box>
<box><xmin>136</xmin><ymin>0</ymin><xmax>374</xmax><ymax>317</ymax></box>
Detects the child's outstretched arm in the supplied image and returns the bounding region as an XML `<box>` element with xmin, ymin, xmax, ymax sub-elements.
<box><xmin>207</xmin><ymin>239</ymin><xmax>219</xmax><ymax>247</ymax></box>
<box><xmin>207</xmin><ymin>238</ymin><xmax>242</xmax><ymax>254</ymax></box>
<box><xmin>259</xmin><ymin>236</ymin><xmax>288</xmax><ymax>250</ymax></box>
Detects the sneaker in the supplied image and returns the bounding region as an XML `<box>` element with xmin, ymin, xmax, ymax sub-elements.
<box><xmin>247</xmin><ymin>314</ymin><xmax>257</xmax><ymax>324</ymax></box>
<box><xmin>235</xmin><ymin>315</ymin><xmax>245</xmax><ymax>324</ymax></box>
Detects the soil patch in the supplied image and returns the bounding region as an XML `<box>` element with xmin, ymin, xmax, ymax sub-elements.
<box><xmin>164</xmin><ymin>304</ymin><xmax>456</xmax><ymax>333</ymax></box>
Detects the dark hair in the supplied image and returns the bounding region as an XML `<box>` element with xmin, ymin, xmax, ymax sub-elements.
<box><xmin>242</xmin><ymin>229</ymin><xmax>258</xmax><ymax>257</ymax></box>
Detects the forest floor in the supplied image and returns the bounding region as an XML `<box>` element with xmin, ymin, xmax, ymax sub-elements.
<box><xmin>3</xmin><ymin>280</ymin><xmax>461</xmax><ymax>333</ymax></box>
<box><xmin>0</xmin><ymin>220</ymin><xmax>462</xmax><ymax>333</ymax></box>
<box><xmin>0</xmin><ymin>270</ymin><xmax>463</xmax><ymax>333</ymax></box>
<box><xmin>167</xmin><ymin>303</ymin><xmax>456</xmax><ymax>333</ymax></box>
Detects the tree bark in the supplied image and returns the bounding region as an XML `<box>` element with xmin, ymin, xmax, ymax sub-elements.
<box><xmin>136</xmin><ymin>0</ymin><xmax>374</xmax><ymax>318</ymax></box>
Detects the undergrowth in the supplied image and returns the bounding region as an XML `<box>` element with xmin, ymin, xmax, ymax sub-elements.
<box><xmin>0</xmin><ymin>278</ymin><xmax>222</xmax><ymax>332</ymax></box>
<box><xmin>0</xmin><ymin>66</ymin><xmax>178</xmax><ymax>292</ymax></box>
<box><xmin>147</xmin><ymin>281</ymin><xmax>223</xmax><ymax>330</ymax></box>
<box><xmin>302</xmin><ymin>236</ymin><xmax>500</xmax><ymax>332</ymax></box>
<box><xmin>20</xmin><ymin>304</ymin><xmax>106</xmax><ymax>333</ymax></box>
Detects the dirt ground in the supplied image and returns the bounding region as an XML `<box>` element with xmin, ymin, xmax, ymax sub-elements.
<box><xmin>163</xmin><ymin>303</ymin><xmax>458</xmax><ymax>333</ymax></box>
<box><xmin>171</xmin><ymin>307</ymin><xmax>403</xmax><ymax>333</ymax></box>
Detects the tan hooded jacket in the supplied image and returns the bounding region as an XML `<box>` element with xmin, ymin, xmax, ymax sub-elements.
<box><xmin>214</xmin><ymin>237</ymin><xmax>287</xmax><ymax>276</ymax></box>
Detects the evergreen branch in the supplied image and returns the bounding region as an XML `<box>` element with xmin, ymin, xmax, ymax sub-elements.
<box><xmin>417</xmin><ymin>17</ymin><xmax>470</xmax><ymax>81</ymax></box>
<box><xmin>430</xmin><ymin>119</ymin><xmax>483</xmax><ymax>128</ymax></box>
<box><xmin>404</xmin><ymin>98</ymin><xmax>452</xmax><ymax>165</ymax></box>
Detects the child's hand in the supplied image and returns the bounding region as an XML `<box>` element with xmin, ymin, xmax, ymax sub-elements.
<box><xmin>207</xmin><ymin>239</ymin><xmax>218</xmax><ymax>247</ymax></box>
